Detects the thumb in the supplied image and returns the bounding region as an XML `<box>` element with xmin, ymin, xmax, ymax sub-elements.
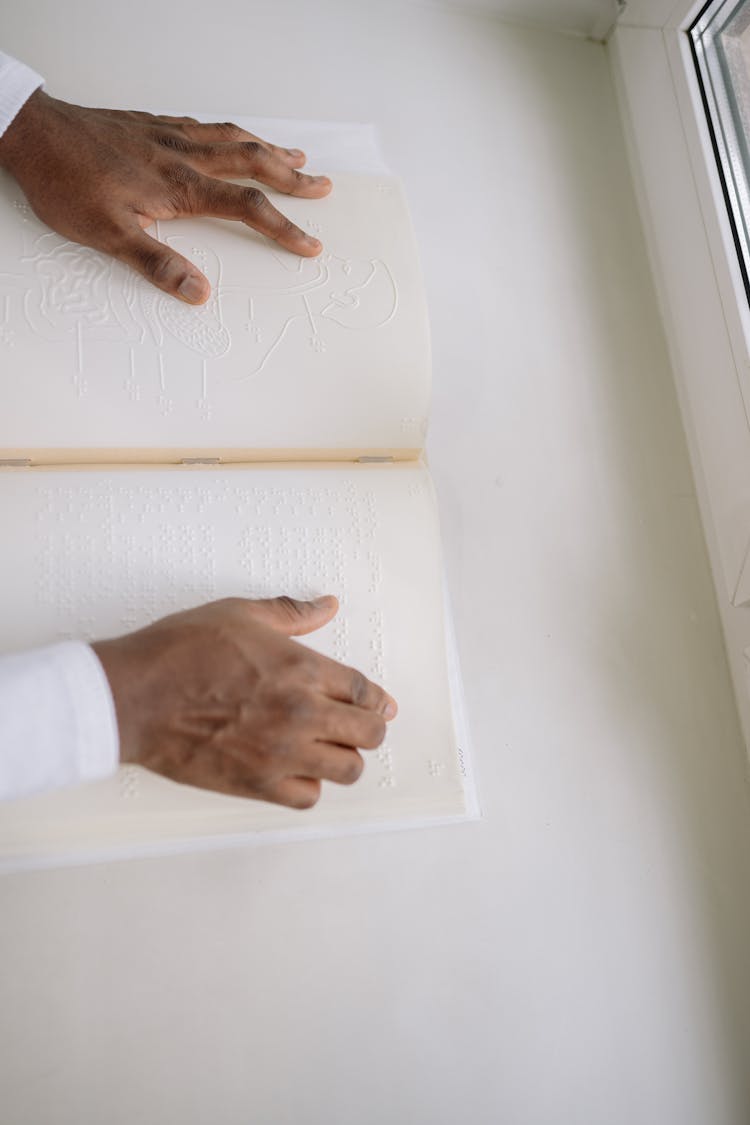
<box><xmin>117</xmin><ymin>227</ymin><xmax>210</xmax><ymax>304</ymax></box>
<box><xmin>247</xmin><ymin>595</ymin><xmax>339</xmax><ymax>637</ymax></box>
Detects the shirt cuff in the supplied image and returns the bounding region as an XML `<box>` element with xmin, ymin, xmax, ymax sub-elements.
<box><xmin>0</xmin><ymin>641</ymin><xmax>119</xmax><ymax>801</ymax></box>
<box><xmin>0</xmin><ymin>50</ymin><xmax>44</xmax><ymax>139</ymax></box>
<box><xmin>68</xmin><ymin>644</ymin><xmax>120</xmax><ymax>784</ymax></box>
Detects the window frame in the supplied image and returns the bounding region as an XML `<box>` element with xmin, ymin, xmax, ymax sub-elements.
<box><xmin>611</xmin><ymin>0</ymin><xmax>750</xmax><ymax>743</ymax></box>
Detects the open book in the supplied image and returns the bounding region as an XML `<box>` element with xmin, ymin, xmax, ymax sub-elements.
<box><xmin>0</xmin><ymin>120</ymin><xmax>476</xmax><ymax>868</ymax></box>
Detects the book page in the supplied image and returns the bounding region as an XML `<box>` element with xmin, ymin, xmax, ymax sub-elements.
<box><xmin>0</xmin><ymin>464</ymin><xmax>468</xmax><ymax>865</ymax></box>
<box><xmin>0</xmin><ymin>171</ymin><xmax>430</xmax><ymax>458</ymax></box>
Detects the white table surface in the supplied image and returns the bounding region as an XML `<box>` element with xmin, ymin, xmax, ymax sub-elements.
<box><xmin>3</xmin><ymin>3</ymin><xmax>750</xmax><ymax>1123</ymax></box>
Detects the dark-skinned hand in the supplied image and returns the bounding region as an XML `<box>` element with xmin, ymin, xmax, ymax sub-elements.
<box><xmin>92</xmin><ymin>596</ymin><xmax>397</xmax><ymax>809</ymax></box>
<box><xmin>0</xmin><ymin>92</ymin><xmax>386</xmax><ymax>811</ymax></box>
<box><xmin>0</xmin><ymin>89</ymin><xmax>331</xmax><ymax>304</ymax></box>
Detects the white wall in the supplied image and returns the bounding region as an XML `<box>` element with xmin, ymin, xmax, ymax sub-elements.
<box><xmin>2</xmin><ymin>3</ymin><xmax>750</xmax><ymax>1123</ymax></box>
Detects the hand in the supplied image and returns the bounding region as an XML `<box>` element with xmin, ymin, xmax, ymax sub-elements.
<box><xmin>92</xmin><ymin>595</ymin><xmax>397</xmax><ymax>809</ymax></box>
<box><xmin>0</xmin><ymin>90</ymin><xmax>332</xmax><ymax>304</ymax></box>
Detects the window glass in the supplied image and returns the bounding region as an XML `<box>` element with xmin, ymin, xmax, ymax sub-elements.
<box><xmin>691</xmin><ymin>0</ymin><xmax>750</xmax><ymax>301</ymax></box>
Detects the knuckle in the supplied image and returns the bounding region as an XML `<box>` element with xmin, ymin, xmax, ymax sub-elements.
<box><xmin>274</xmin><ymin>595</ymin><xmax>303</xmax><ymax>622</ymax></box>
<box><xmin>276</xmin><ymin>216</ymin><xmax>298</xmax><ymax>238</ymax></box>
<box><xmin>279</xmin><ymin>647</ymin><xmax>308</xmax><ymax>677</ymax></box>
<box><xmin>217</xmin><ymin>121</ymin><xmax>242</xmax><ymax>140</ymax></box>
<box><xmin>133</xmin><ymin>245</ymin><xmax>175</xmax><ymax>284</ymax></box>
<box><xmin>156</xmin><ymin>130</ymin><xmax>194</xmax><ymax>154</ymax></box>
<box><xmin>278</xmin><ymin>688</ymin><xmax>314</xmax><ymax>724</ymax></box>
<box><xmin>165</xmin><ymin>162</ymin><xmax>200</xmax><ymax>192</ymax></box>
<box><xmin>340</xmin><ymin>752</ymin><xmax>364</xmax><ymax>785</ymax></box>
<box><xmin>189</xmin><ymin>142</ymin><xmax>215</xmax><ymax>162</ymax></box>
<box><xmin>349</xmin><ymin>669</ymin><xmax>369</xmax><ymax>707</ymax></box>
<box><xmin>360</xmin><ymin>714</ymin><xmax>386</xmax><ymax>750</ymax></box>
<box><xmin>240</xmin><ymin>140</ymin><xmax>264</xmax><ymax>161</ymax></box>
<box><xmin>105</xmin><ymin>224</ymin><xmax>137</xmax><ymax>258</ymax></box>
<box><xmin>241</xmin><ymin>186</ymin><xmax>267</xmax><ymax>211</ymax></box>
<box><xmin>237</xmin><ymin>739</ymin><xmax>280</xmax><ymax>783</ymax></box>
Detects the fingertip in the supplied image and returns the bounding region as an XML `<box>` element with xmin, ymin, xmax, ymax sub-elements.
<box><xmin>248</xmin><ymin>594</ymin><xmax>337</xmax><ymax>636</ymax></box>
<box><xmin>297</xmin><ymin>176</ymin><xmax>332</xmax><ymax>200</ymax></box>
<box><xmin>298</xmin><ymin>236</ymin><xmax>323</xmax><ymax>257</ymax></box>
<box><xmin>177</xmin><ymin>273</ymin><xmax>210</xmax><ymax>304</ymax></box>
<box><xmin>311</xmin><ymin>594</ymin><xmax>339</xmax><ymax>615</ymax></box>
<box><xmin>382</xmin><ymin>696</ymin><xmax>398</xmax><ymax>721</ymax></box>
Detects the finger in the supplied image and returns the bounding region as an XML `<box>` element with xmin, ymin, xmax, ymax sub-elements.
<box><xmin>185</xmin><ymin>141</ymin><xmax>331</xmax><ymax>197</ymax></box>
<box><xmin>152</xmin><ymin>114</ymin><xmax>201</xmax><ymax>126</ymax></box>
<box><xmin>317</xmin><ymin>699</ymin><xmax>388</xmax><ymax>750</ymax></box>
<box><xmin>245</xmin><ymin>595</ymin><xmax>339</xmax><ymax>637</ymax></box>
<box><xmin>115</xmin><ymin>227</ymin><xmax>209</xmax><ymax>304</ymax></box>
<box><xmin>177</xmin><ymin>120</ymin><xmax>309</xmax><ymax>166</ymax></box>
<box><xmin>297</xmin><ymin>744</ymin><xmax>365</xmax><ymax>786</ymax></box>
<box><xmin>123</xmin><ymin>112</ymin><xmax>201</xmax><ymax>126</ymax></box>
<box><xmin>263</xmin><ymin>776</ymin><xmax>321</xmax><ymax>810</ymax></box>
<box><xmin>315</xmin><ymin>655</ymin><xmax>398</xmax><ymax>719</ymax></box>
<box><xmin>181</xmin><ymin>175</ymin><xmax>322</xmax><ymax>256</ymax></box>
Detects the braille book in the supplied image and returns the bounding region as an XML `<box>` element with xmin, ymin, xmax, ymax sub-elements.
<box><xmin>0</xmin><ymin>125</ymin><xmax>476</xmax><ymax>867</ymax></box>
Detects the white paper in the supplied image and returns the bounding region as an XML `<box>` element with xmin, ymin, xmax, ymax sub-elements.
<box><xmin>189</xmin><ymin>116</ymin><xmax>392</xmax><ymax>177</ymax></box>
<box><xmin>0</xmin><ymin>463</ymin><xmax>469</xmax><ymax>866</ymax></box>
<box><xmin>0</xmin><ymin>169</ymin><xmax>430</xmax><ymax>456</ymax></box>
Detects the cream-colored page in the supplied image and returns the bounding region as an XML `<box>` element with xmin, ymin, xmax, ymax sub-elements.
<box><xmin>0</xmin><ymin>464</ymin><xmax>468</xmax><ymax>864</ymax></box>
<box><xmin>0</xmin><ymin>171</ymin><xmax>430</xmax><ymax>457</ymax></box>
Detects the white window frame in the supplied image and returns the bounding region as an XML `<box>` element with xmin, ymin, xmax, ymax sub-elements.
<box><xmin>611</xmin><ymin>0</ymin><xmax>750</xmax><ymax>744</ymax></box>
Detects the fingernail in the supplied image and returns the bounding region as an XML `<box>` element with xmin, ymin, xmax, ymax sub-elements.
<box><xmin>305</xmin><ymin>235</ymin><xmax>322</xmax><ymax>250</ymax></box>
<box><xmin>312</xmin><ymin>175</ymin><xmax>331</xmax><ymax>185</ymax></box>
<box><xmin>311</xmin><ymin>595</ymin><xmax>334</xmax><ymax>609</ymax></box>
<box><xmin>382</xmin><ymin>699</ymin><xmax>398</xmax><ymax>720</ymax></box>
<box><xmin>178</xmin><ymin>275</ymin><xmax>205</xmax><ymax>303</ymax></box>
<box><xmin>287</xmin><ymin>148</ymin><xmax>304</xmax><ymax>157</ymax></box>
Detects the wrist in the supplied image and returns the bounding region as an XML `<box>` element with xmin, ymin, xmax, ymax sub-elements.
<box><xmin>91</xmin><ymin>635</ymin><xmax>150</xmax><ymax>766</ymax></box>
<box><xmin>0</xmin><ymin>88</ymin><xmax>52</xmax><ymax>175</ymax></box>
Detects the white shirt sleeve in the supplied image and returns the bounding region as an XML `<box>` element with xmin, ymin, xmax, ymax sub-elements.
<box><xmin>0</xmin><ymin>644</ymin><xmax>120</xmax><ymax>801</ymax></box>
<box><xmin>0</xmin><ymin>53</ymin><xmax>119</xmax><ymax>801</ymax></box>
<box><xmin>0</xmin><ymin>50</ymin><xmax>43</xmax><ymax>139</ymax></box>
